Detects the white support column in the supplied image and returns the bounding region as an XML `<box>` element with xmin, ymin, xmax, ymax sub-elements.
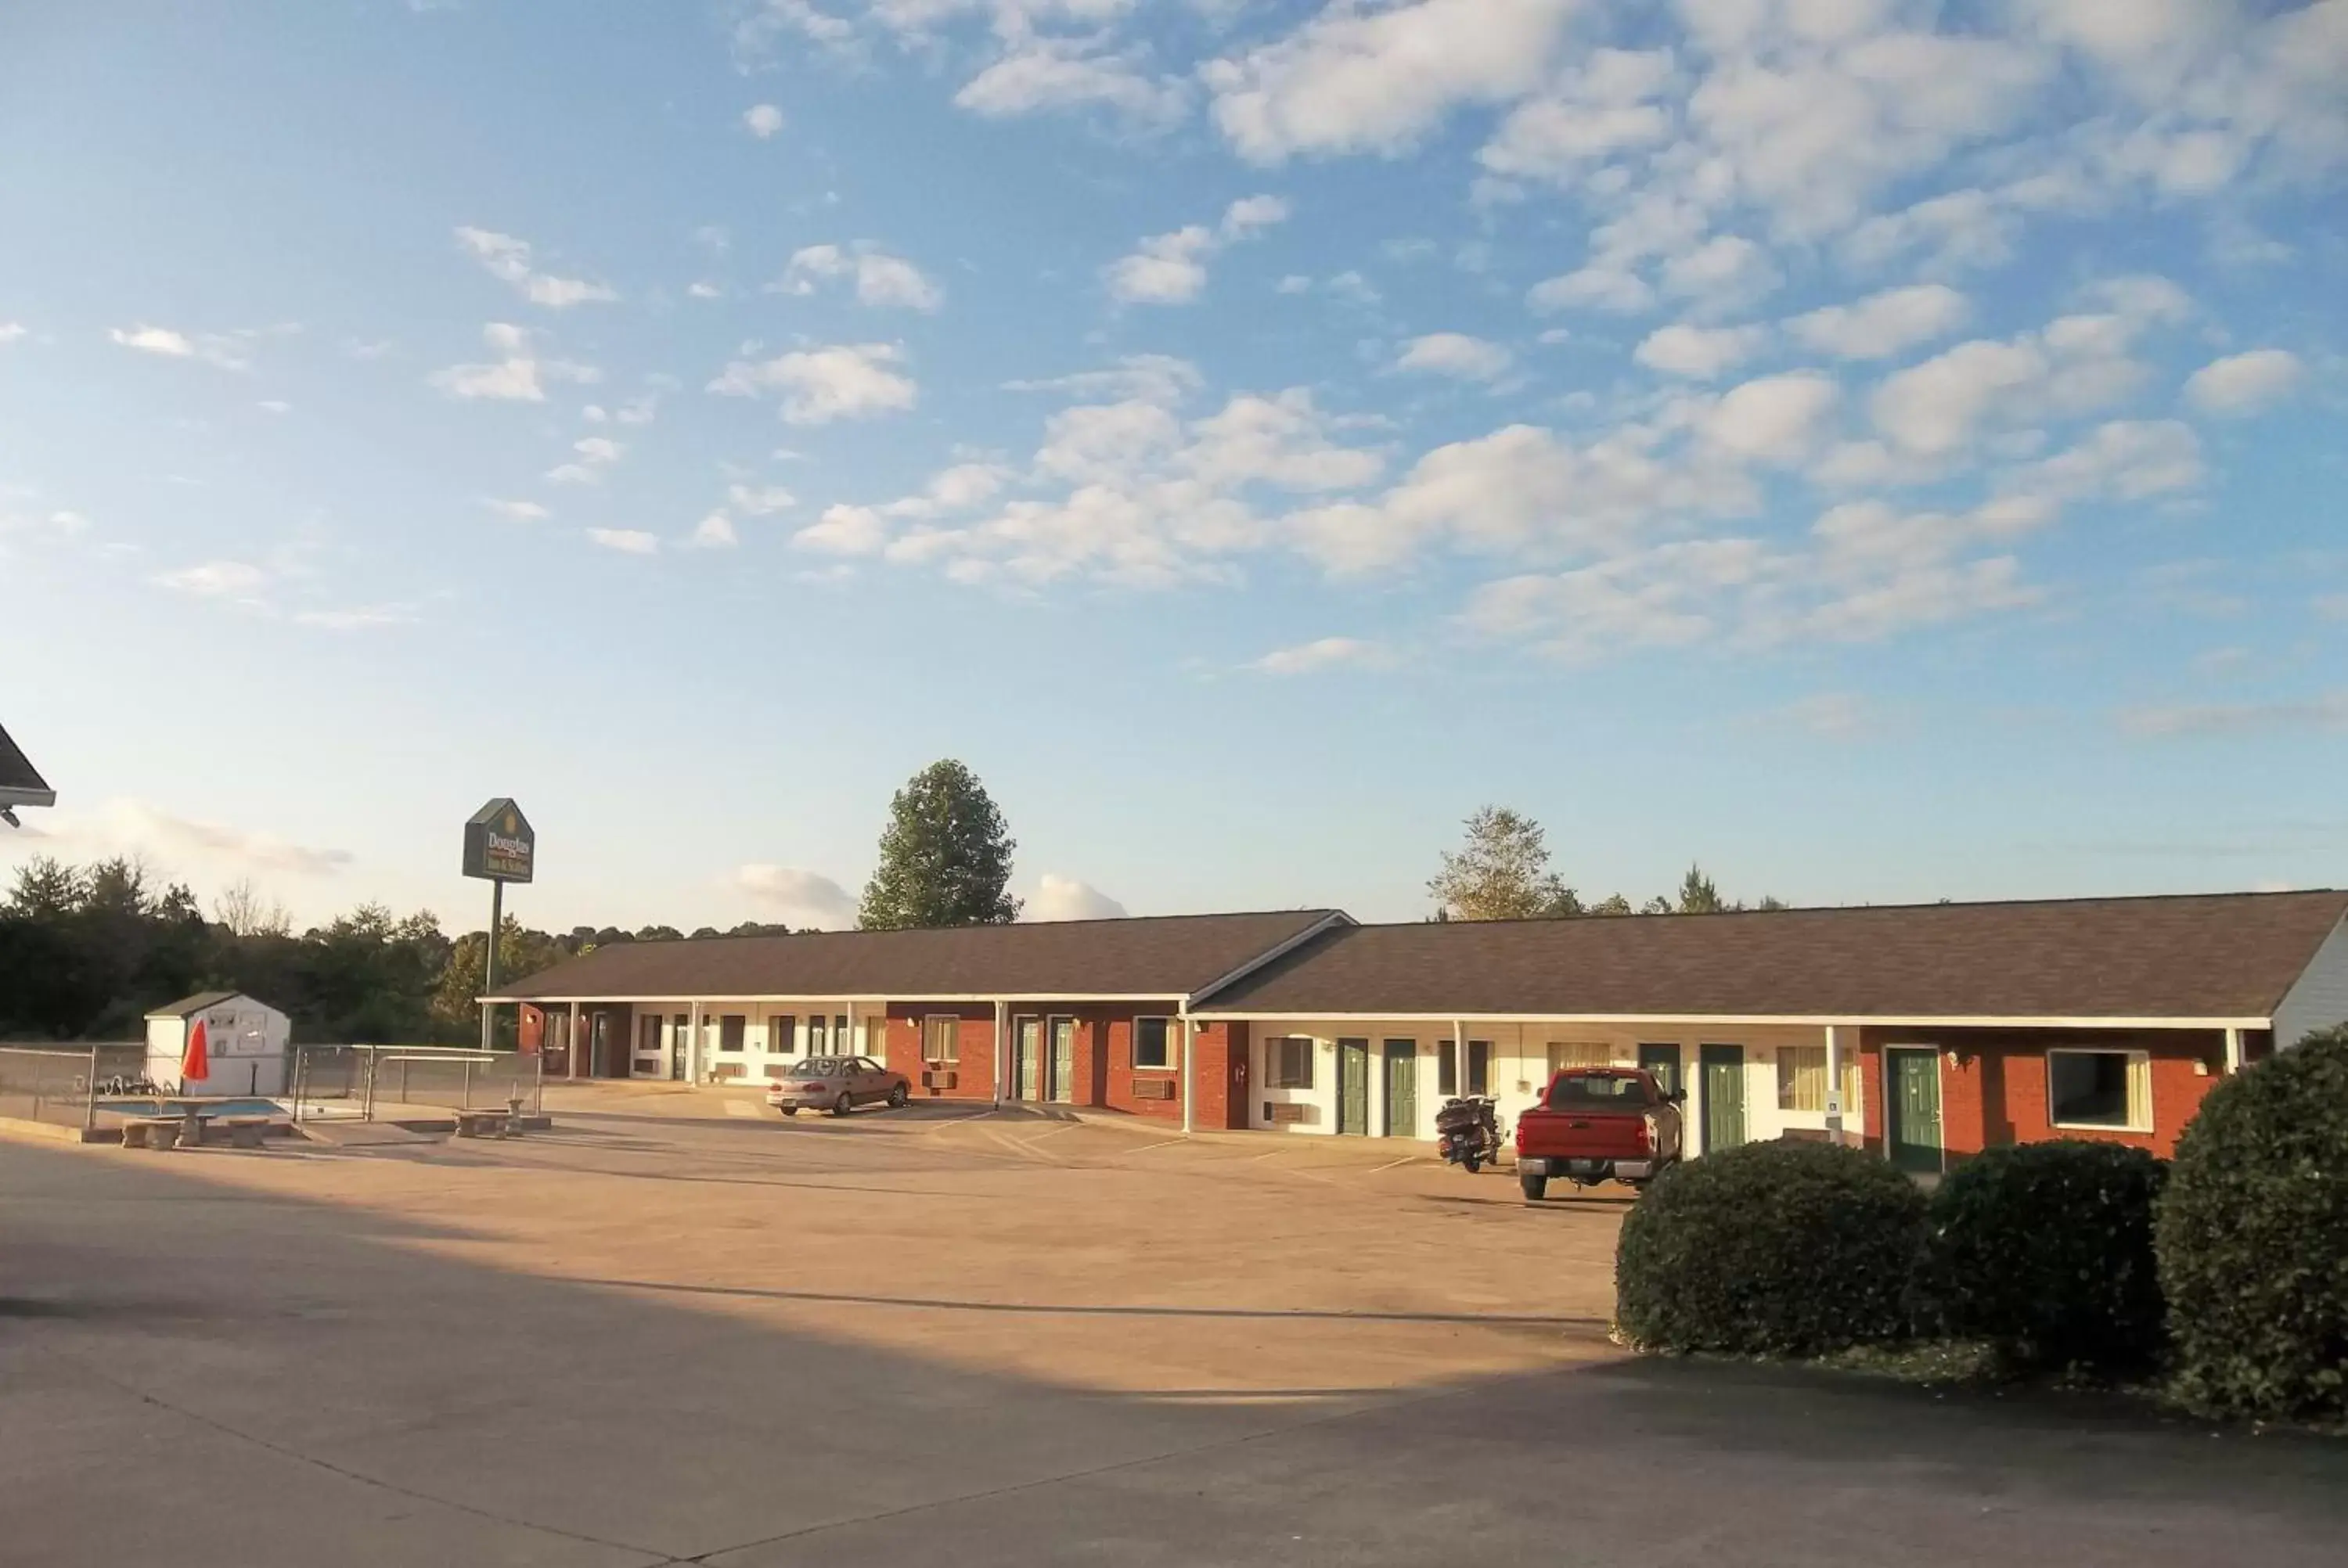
<box><xmin>992</xmin><ymin>1000</ymin><xmax>1007</xmax><ymax>1109</ymax></box>
<box><xmin>570</xmin><ymin>1001</ymin><xmax>584</xmax><ymax>1082</ymax></box>
<box><xmin>687</xmin><ymin>999</ymin><xmax>703</xmax><ymax>1084</ymax></box>
<box><xmin>2224</xmin><ymin>1026</ymin><xmax>2245</xmax><ymax>1075</ymax></box>
<box><xmin>1179</xmin><ymin>1004</ymin><xmax>1195</xmax><ymax>1136</ymax></box>
<box><xmin>1824</xmin><ymin>1023</ymin><xmax>1848</xmax><ymax>1145</ymax></box>
<box><xmin>1452</xmin><ymin>1019</ymin><xmax>1465</xmax><ymax>1100</ymax></box>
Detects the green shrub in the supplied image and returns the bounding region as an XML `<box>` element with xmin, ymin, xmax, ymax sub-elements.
<box><xmin>1616</xmin><ymin>1139</ymin><xmax>1926</xmax><ymax>1356</ymax></box>
<box><xmin>1922</xmin><ymin>1141</ymin><xmax>2166</xmax><ymax>1377</ymax></box>
<box><xmin>2157</xmin><ymin>1026</ymin><xmax>2348</xmax><ymax>1421</ymax></box>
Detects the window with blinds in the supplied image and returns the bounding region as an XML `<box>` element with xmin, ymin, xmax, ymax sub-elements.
<box><xmin>1776</xmin><ymin>1047</ymin><xmax>1863</xmax><ymax>1113</ymax></box>
<box><xmin>1547</xmin><ymin>1042</ymin><xmax>1615</xmax><ymax>1076</ymax></box>
<box><xmin>1266</xmin><ymin>1036</ymin><xmax>1314</xmax><ymax>1089</ymax></box>
<box><xmin>922</xmin><ymin>1014</ymin><xmax>960</xmax><ymax>1063</ymax></box>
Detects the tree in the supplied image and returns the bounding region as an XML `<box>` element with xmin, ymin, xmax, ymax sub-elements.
<box><xmin>214</xmin><ymin>879</ymin><xmax>291</xmax><ymax>938</ymax></box>
<box><xmin>1676</xmin><ymin>862</ymin><xmax>1723</xmax><ymax>914</ymax></box>
<box><xmin>1590</xmin><ymin>893</ymin><xmax>1635</xmax><ymax>916</ymax></box>
<box><xmin>859</xmin><ymin>759</ymin><xmax>1021</xmax><ymax>930</ymax></box>
<box><xmin>1428</xmin><ymin>807</ymin><xmax>1581</xmax><ymax>921</ymax></box>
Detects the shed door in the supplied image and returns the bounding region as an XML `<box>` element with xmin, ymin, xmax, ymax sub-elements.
<box><xmin>1700</xmin><ymin>1045</ymin><xmax>1746</xmax><ymax>1153</ymax></box>
<box><xmin>1336</xmin><ymin>1038</ymin><xmax>1370</xmax><ymax>1135</ymax></box>
<box><xmin>1383</xmin><ymin>1041</ymin><xmax>1417</xmax><ymax>1138</ymax></box>
<box><xmin>1887</xmin><ymin>1048</ymin><xmax>1944</xmax><ymax>1174</ymax></box>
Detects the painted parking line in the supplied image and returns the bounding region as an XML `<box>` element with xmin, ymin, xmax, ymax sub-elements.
<box><xmin>1367</xmin><ymin>1156</ymin><xmax>1417</xmax><ymax>1173</ymax></box>
<box><xmin>1119</xmin><ymin>1136</ymin><xmax>1190</xmax><ymax>1156</ymax></box>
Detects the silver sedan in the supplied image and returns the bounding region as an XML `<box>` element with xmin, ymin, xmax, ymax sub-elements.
<box><xmin>765</xmin><ymin>1056</ymin><xmax>911</xmax><ymax>1117</ymax></box>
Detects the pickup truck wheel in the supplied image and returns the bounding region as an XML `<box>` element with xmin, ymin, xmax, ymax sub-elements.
<box><xmin>1519</xmin><ymin>1173</ymin><xmax>1547</xmax><ymax>1201</ymax></box>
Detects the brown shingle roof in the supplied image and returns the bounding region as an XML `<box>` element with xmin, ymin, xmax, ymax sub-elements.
<box><xmin>1192</xmin><ymin>890</ymin><xmax>2348</xmax><ymax>1021</ymax></box>
<box><xmin>488</xmin><ymin>909</ymin><xmax>1342</xmax><ymax>1002</ymax></box>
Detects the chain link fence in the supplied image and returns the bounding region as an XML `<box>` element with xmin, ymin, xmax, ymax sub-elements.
<box><xmin>290</xmin><ymin>1045</ymin><xmax>543</xmax><ymax>1125</ymax></box>
<box><xmin>0</xmin><ymin>1045</ymin><xmax>101</xmax><ymax>1132</ymax></box>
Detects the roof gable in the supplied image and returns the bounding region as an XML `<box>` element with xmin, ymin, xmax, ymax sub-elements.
<box><xmin>0</xmin><ymin>722</ymin><xmax>56</xmax><ymax>808</ymax></box>
<box><xmin>147</xmin><ymin>991</ymin><xmax>250</xmax><ymax>1019</ymax></box>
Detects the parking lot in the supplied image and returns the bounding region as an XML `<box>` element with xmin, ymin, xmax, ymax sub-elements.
<box><xmin>4</xmin><ymin>1086</ymin><xmax>2344</xmax><ymax>1566</ymax></box>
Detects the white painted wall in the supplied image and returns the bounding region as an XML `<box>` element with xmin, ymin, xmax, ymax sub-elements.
<box><xmin>618</xmin><ymin>1000</ymin><xmax>887</xmax><ymax>1082</ymax></box>
<box><xmin>1241</xmin><ymin>1019</ymin><xmax>1863</xmax><ymax>1153</ymax></box>
<box><xmin>2274</xmin><ymin>915</ymin><xmax>2348</xmax><ymax>1052</ymax></box>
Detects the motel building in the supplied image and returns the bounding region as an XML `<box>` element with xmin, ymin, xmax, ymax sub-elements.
<box><xmin>490</xmin><ymin>890</ymin><xmax>2348</xmax><ymax>1170</ymax></box>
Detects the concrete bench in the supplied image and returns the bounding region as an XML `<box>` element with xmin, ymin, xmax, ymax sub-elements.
<box><xmin>452</xmin><ymin>1107</ymin><xmax>520</xmax><ymax>1138</ymax></box>
<box><xmin>219</xmin><ymin>1116</ymin><xmax>272</xmax><ymax>1150</ymax></box>
<box><xmin>121</xmin><ymin>1117</ymin><xmax>183</xmax><ymax>1151</ymax></box>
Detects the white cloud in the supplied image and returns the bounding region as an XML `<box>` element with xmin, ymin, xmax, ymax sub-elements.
<box><xmin>1479</xmin><ymin>47</ymin><xmax>1678</xmax><ymax>182</ymax></box>
<box><xmin>1252</xmin><ymin>636</ymin><xmax>1395</xmax><ymax>674</ymax></box>
<box><xmin>1767</xmin><ymin>692</ymin><xmax>1874</xmax><ymax>739</ymax></box>
<box><xmin>744</xmin><ymin>102</ymin><xmax>786</xmax><ymax>138</ymax></box>
<box><xmin>454</xmin><ymin>227</ymin><xmax>617</xmax><ymax>308</ymax></box>
<box><xmin>690</xmin><ymin>512</ymin><xmax>739</xmax><ymax>548</ymax></box>
<box><xmin>776</xmin><ymin>243</ymin><xmax>945</xmax><ymax>311</ymax></box>
<box><xmin>1786</xmin><ymin>285</ymin><xmax>1968</xmax><ymax>360</ymax></box>
<box><xmin>794</xmin><ymin>503</ymin><xmax>891</xmax><ymax>556</ymax></box>
<box><xmin>586</xmin><ymin>528</ymin><xmax>660</xmax><ymax>555</ymax></box>
<box><xmin>1204</xmin><ymin>0</ymin><xmax>1577</xmax><ymax>161</ymax></box>
<box><xmin>1660</xmin><ymin>234</ymin><xmax>1781</xmax><ymax>313</ymax></box>
<box><xmin>734</xmin><ymin>864</ymin><xmax>859</xmax><ymax>928</ymax></box>
<box><xmin>1395</xmin><ymin>333</ymin><xmax>1513</xmax><ymax>380</ymax></box>
<box><xmin>955</xmin><ymin>34</ymin><xmax>1187</xmax><ymax>125</ymax></box>
<box><xmin>1701</xmin><ymin>372</ymin><xmax>1842</xmax><ymax>463</ymax></box>
<box><xmin>430</xmin><ymin>322</ymin><xmax>599</xmax><ymax>402</ymax></box>
<box><xmin>0</xmin><ymin>322</ymin><xmax>24</xmax><ymax>344</ymax></box>
<box><xmin>1871</xmin><ymin>338</ymin><xmax>2046</xmax><ymax>455</ymax></box>
<box><xmin>1633</xmin><ymin>322</ymin><xmax>1768</xmax><ymax>379</ymax></box>
<box><xmin>1529</xmin><ymin>264</ymin><xmax>1653</xmax><ymax>315</ymax></box>
<box><xmin>2016</xmin><ymin>419</ymin><xmax>2205</xmax><ymax>502</ymax></box>
<box><xmin>2184</xmin><ymin>349</ymin><xmax>2307</xmax><ymax>415</ymax></box>
<box><xmin>25</xmin><ymin>797</ymin><xmax>353</xmax><ymax>878</ymax></box>
<box><xmin>106</xmin><ymin>323</ymin><xmax>255</xmax><ymax>370</ymax></box>
<box><xmin>153</xmin><ymin>560</ymin><xmax>268</xmax><ymax>599</ymax></box>
<box><xmin>1104</xmin><ymin>196</ymin><xmax>1287</xmax><ymax>306</ymax></box>
<box><xmin>293</xmin><ymin>605</ymin><xmax>416</xmax><ymax>631</ymax></box>
<box><xmin>483</xmin><ymin>498</ymin><xmax>550</xmax><ymax>521</ymax></box>
<box><xmin>257</xmin><ymin>399</ymin><xmax>291</xmax><ymax>414</ymax></box>
<box><xmin>1841</xmin><ymin>188</ymin><xmax>2018</xmax><ymax>274</ymax></box>
<box><xmin>708</xmin><ymin>342</ymin><xmax>919</xmax><ymax>424</ymax></box>
<box><xmin>726</xmin><ymin>484</ymin><xmax>797</xmax><ymax>516</ymax></box>
<box><xmin>547</xmin><ymin>435</ymin><xmax>625</xmax><ymax>484</ymax></box>
<box><xmin>1023</xmin><ymin>874</ymin><xmax>1129</xmax><ymax>923</ymax></box>
<box><xmin>688</xmin><ymin>281</ymin><xmax>724</xmax><ymax>300</ymax></box>
<box><xmin>2118</xmin><ymin>692</ymin><xmax>2348</xmax><ymax>739</ymax></box>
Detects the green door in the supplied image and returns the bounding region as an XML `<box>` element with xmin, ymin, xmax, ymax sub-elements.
<box><xmin>1049</xmin><ymin>1018</ymin><xmax>1075</xmax><ymax>1102</ymax></box>
<box><xmin>1015</xmin><ymin>1018</ymin><xmax>1041</xmax><ymax>1100</ymax></box>
<box><xmin>1699</xmin><ymin>1045</ymin><xmax>1746</xmax><ymax>1153</ymax></box>
<box><xmin>1887</xmin><ymin>1048</ymin><xmax>1944</xmax><ymax>1174</ymax></box>
<box><xmin>1383</xmin><ymin>1041</ymin><xmax>1417</xmax><ymax>1138</ymax></box>
<box><xmin>1637</xmin><ymin>1043</ymin><xmax>1680</xmax><ymax>1097</ymax></box>
<box><xmin>1337</xmin><ymin>1038</ymin><xmax>1370</xmax><ymax>1135</ymax></box>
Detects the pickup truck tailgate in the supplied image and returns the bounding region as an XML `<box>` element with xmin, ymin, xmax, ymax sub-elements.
<box><xmin>1517</xmin><ymin>1109</ymin><xmax>1650</xmax><ymax>1160</ymax></box>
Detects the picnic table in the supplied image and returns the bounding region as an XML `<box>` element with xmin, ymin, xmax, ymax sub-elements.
<box><xmin>120</xmin><ymin>1100</ymin><xmax>274</xmax><ymax>1151</ymax></box>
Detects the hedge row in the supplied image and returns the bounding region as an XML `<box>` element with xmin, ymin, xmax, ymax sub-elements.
<box><xmin>1614</xmin><ymin>1027</ymin><xmax>2348</xmax><ymax>1420</ymax></box>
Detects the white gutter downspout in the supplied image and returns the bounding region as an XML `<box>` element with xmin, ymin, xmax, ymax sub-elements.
<box><xmin>993</xmin><ymin>1000</ymin><xmax>1007</xmax><ymax>1109</ymax></box>
<box><xmin>2224</xmin><ymin>1026</ymin><xmax>2245</xmax><ymax>1076</ymax></box>
<box><xmin>1179</xmin><ymin>1001</ymin><xmax>1195</xmax><ymax>1136</ymax></box>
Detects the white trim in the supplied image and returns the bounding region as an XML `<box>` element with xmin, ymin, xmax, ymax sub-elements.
<box><xmin>1189</xmin><ymin>1010</ymin><xmax>2270</xmax><ymax>1029</ymax></box>
<box><xmin>2045</xmin><ymin>1046</ymin><xmax>2155</xmax><ymax>1135</ymax></box>
<box><xmin>486</xmin><ymin>991</ymin><xmax>1194</xmax><ymax>1005</ymax></box>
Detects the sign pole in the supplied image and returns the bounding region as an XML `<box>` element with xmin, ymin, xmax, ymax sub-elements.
<box><xmin>482</xmin><ymin>877</ymin><xmax>503</xmax><ymax>1053</ymax></box>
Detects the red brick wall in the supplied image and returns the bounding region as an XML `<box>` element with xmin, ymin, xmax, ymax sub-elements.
<box><xmin>885</xmin><ymin>1002</ymin><xmax>996</xmax><ymax>1100</ymax></box>
<box><xmin>1858</xmin><ymin>1027</ymin><xmax>2225</xmax><ymax>1161</ymax></box>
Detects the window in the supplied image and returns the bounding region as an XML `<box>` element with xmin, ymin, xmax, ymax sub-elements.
<box><xmin>808</xmin><ymin>1016</ymin><xmax>828</xmax><ymax>1054</ymax></box>
<box><xmin>767</xmin><ymin>1015</ymin><xmax>796</xmax><ymax>1055</ymax></box>
<box><xmin>1266</xmin><ymin>1036</ymin><xmax>1314</xmax><ymax>1089</ymax></box>
<box><xmin>719</xmin><ymin>1015</ymin><xmax>746</xmax><ymax>1053</ymax></box>
<box><xmin>923</xmin><ymin>1014</ymin><xmax>960</xmax><ymax>1063</ymax></box>
<box><xmin>2048</xmin><ymin>1049</ymin><xmax>2152</xmax><ymax>1131</ymax></box>
<box><xmin>834</xmin><ymin>1014</ymin><xmax>849</xmax><ymax>1047</ymax></box>
<box><xmin>1547</xmin><ymin>1041</ymin><xmax>1613</xmax><ymax>1076</ymax></box>
<box><xmin>1468</xmin><ymin>1040</ymin><xmax>1491</xmax><ymax>1095</ymax></box>
<box><xmin>639</xmin><ymin>1015</ymin><xmax>660</xmax><ymax>1053</ymax></box>
<box><xmin>1547</xmin><ymin>1072</ymin><xmax>1656</xmax><ymax>1109</ymax></box>
<box><xmin>1133</xmin><ymin>1016</ymin><xmax>1173</xmax><ymax>1072</ymax></box>
<box><xmin>1439</xmin><ymin>1041</ymin><xmax>1456</xmax><ymax>1097</ymax></box>
<box><xmin>1778</xmin><ymin>1048</ymin><xmax>1866</xmax><ymax>1113</ymax></box>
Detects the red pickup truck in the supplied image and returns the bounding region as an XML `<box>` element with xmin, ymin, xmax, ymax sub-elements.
<box><xmin>1513</xmin><ymin>1066</ymin><xmax>1684</xmax><ymax>1200</ymax></box>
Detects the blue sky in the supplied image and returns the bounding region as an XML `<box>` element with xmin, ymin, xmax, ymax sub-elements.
<box><xmin>3</xmin><ymin>0</ymin><xmax>2345</xmax><ymax>933</ymax></box>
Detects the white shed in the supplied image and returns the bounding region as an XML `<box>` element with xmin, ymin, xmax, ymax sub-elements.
<box><xmin>145</xmin><ymin>991</ymin><xmax>292</xmax><ymax>1096</ymax></box>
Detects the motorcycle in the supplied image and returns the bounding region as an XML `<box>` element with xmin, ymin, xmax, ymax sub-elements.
<box><xmin>1435</xmin><ymin>1095</ymin><xmax>1503</xmax><ymax>1173</ymax></box>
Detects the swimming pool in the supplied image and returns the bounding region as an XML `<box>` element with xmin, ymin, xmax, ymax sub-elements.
<box><xmin>94</xmin><ymin>1098</ymin><xmax>286</xmax><ymax>1119</ymax></box>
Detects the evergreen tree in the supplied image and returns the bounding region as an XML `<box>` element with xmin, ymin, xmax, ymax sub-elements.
<box><xmin>859</xmin><ymin>759</ymin><xmax>1021</xmax><ymax>930</ymax></box>
<box><xmin>1676</xmin><ymin>862</ymin><xmax>1724</xmax><ymax>914</ymax></box>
